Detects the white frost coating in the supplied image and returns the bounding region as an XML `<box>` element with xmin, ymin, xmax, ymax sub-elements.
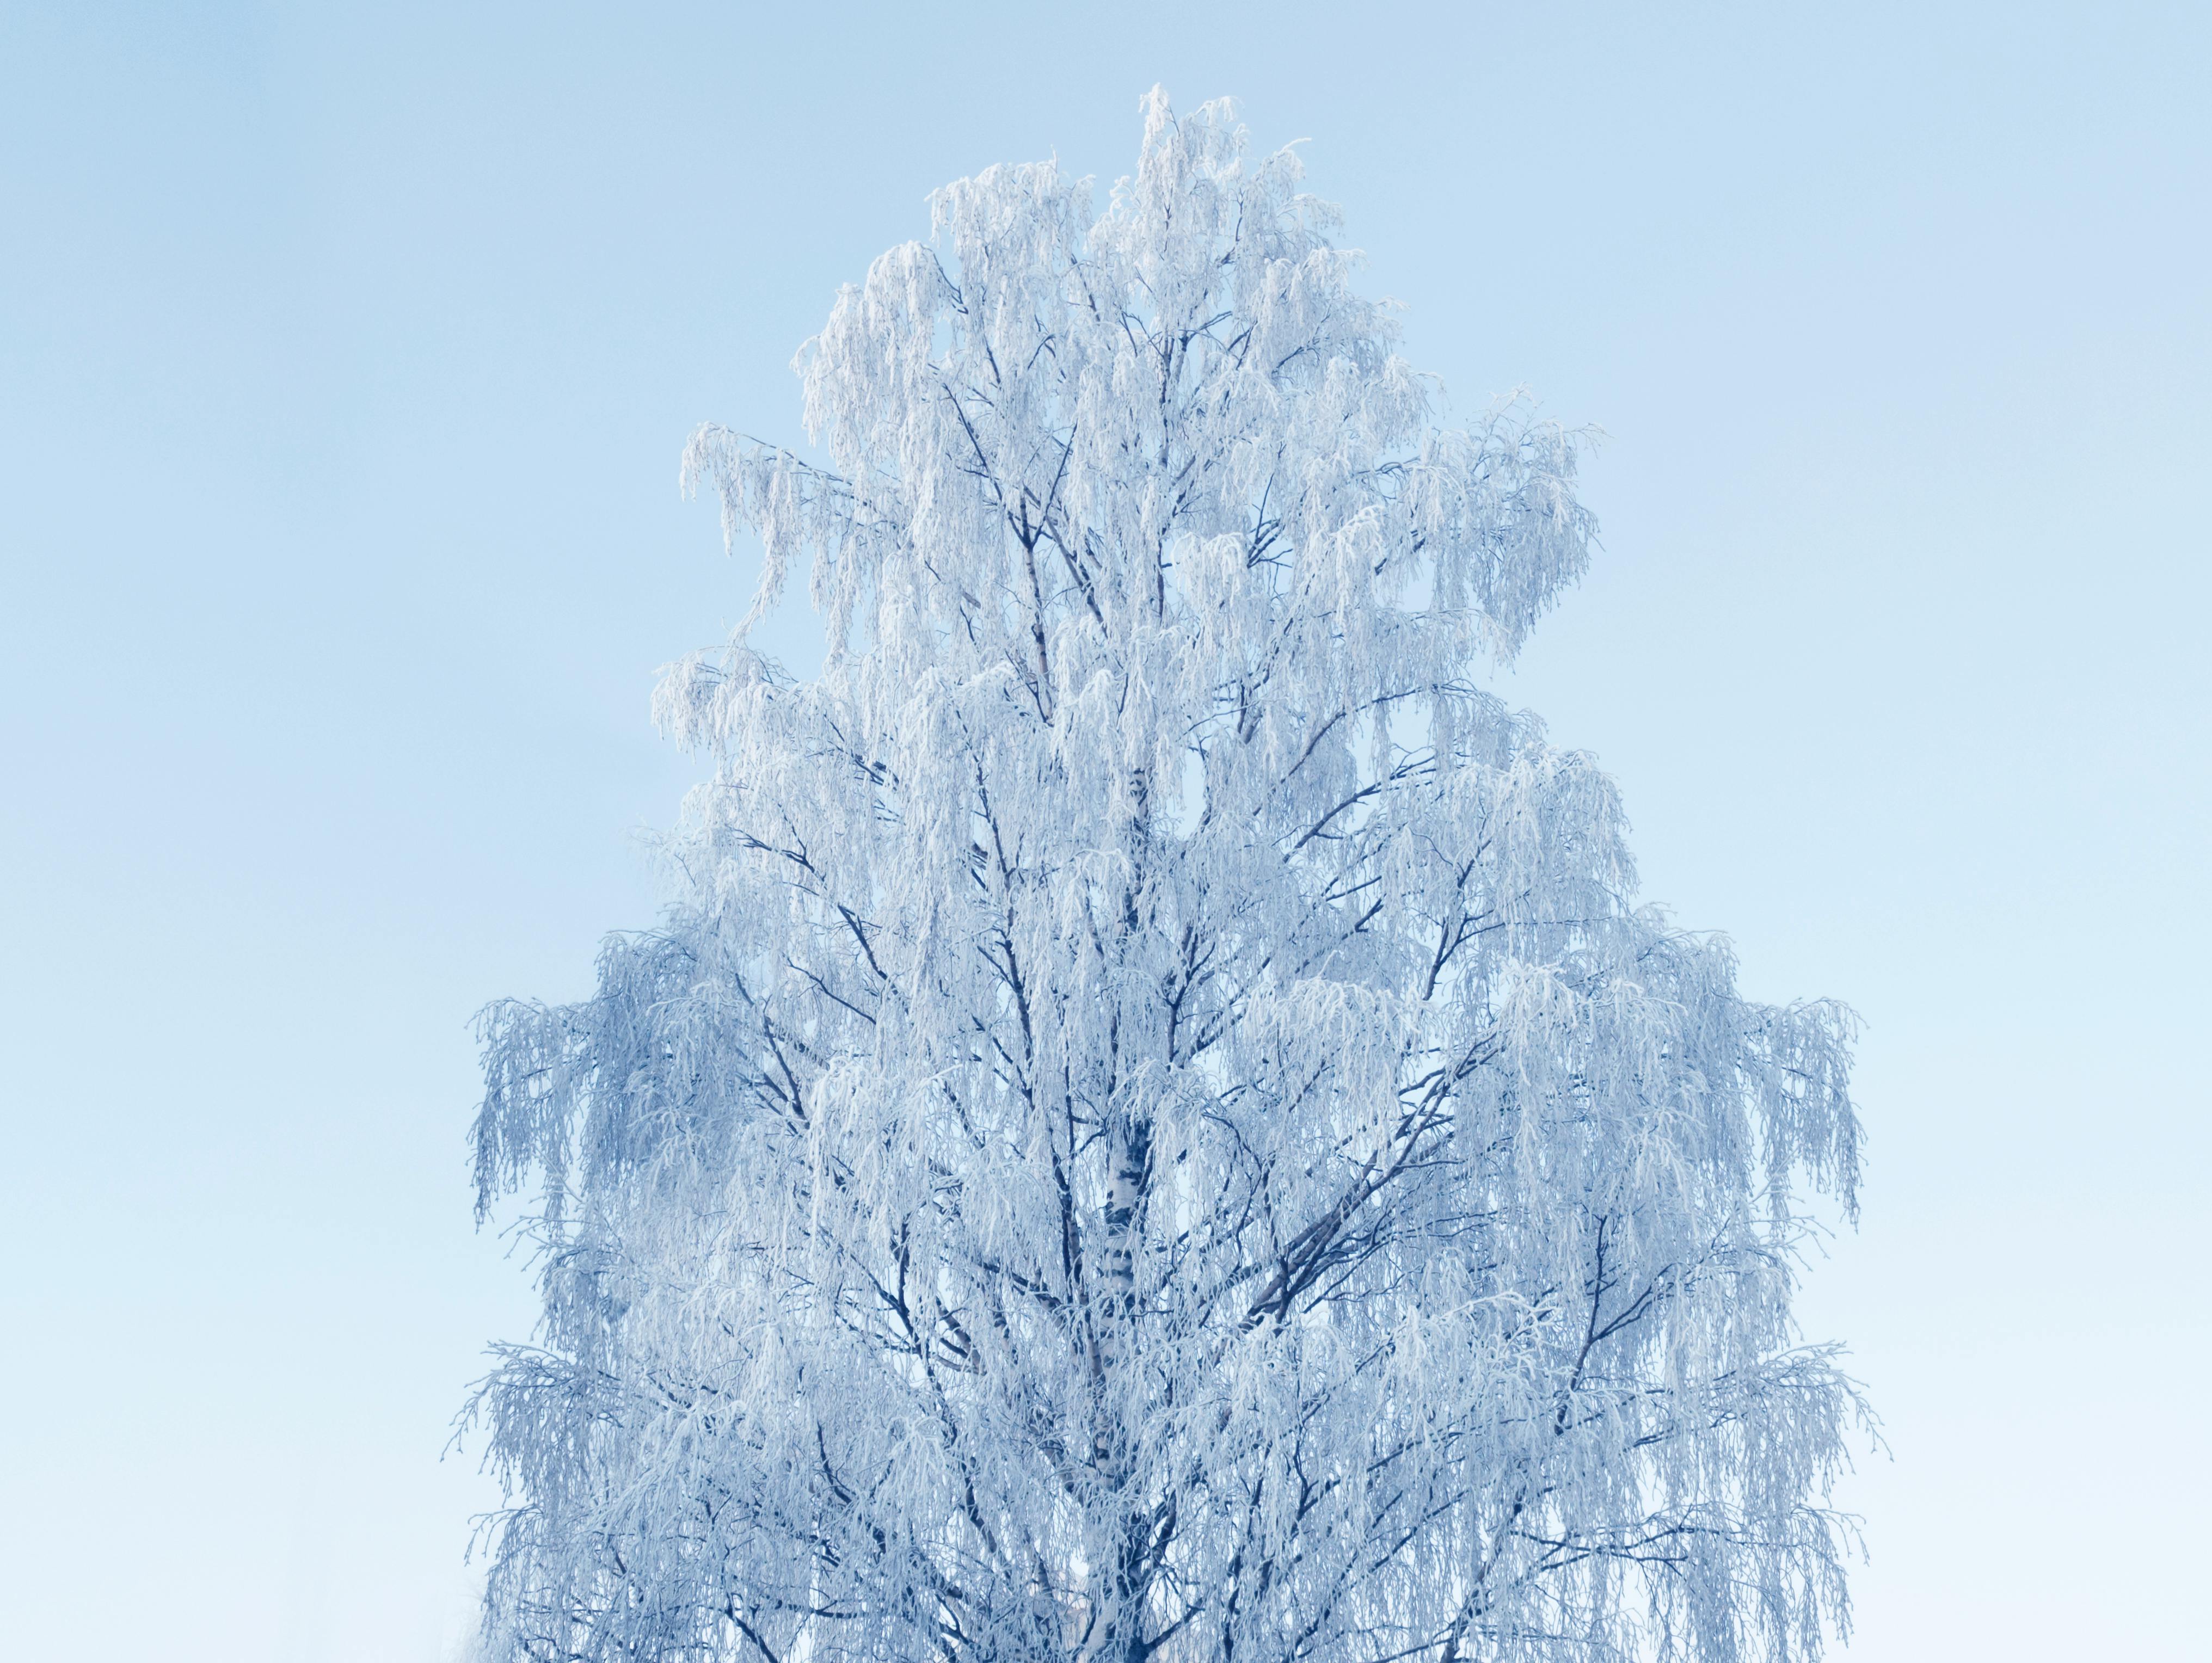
<box><xmin>468</xmin><ymin>92</ymin><xmax>1866</xmax><ymax>1663</ymax></box>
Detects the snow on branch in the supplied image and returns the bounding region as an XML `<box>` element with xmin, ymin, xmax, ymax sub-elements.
<box><xmin>471</xmin><ymin>90</ymin><xmax>1865</xmax><ymax>1663</ymax></box>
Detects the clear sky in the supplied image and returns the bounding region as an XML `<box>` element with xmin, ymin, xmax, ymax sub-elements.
<box><xmin>2</xmin><ymin>3</ymin><xmax>2205</xmax><ymax>1658</ymax></box>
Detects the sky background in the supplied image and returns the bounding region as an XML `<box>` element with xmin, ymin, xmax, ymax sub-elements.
<box><xmin>3</xmin><ymin>2</ymin><xmax>2206</xmax><ymax>1658</ymax></box>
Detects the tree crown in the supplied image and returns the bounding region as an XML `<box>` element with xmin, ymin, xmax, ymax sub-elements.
<box><xmin>470</xmin><ymin>91</ymin><xmax>1864</xmax><ymax>1663</ymax></box>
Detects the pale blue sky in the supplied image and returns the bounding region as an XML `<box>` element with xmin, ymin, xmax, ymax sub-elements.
<box><xmin>3</xmin><ymin>3</ymin><xmax>2205</xmax><ymax>1658</ymax></box>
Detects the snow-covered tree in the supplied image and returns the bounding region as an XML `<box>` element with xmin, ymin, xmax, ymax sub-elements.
<box><xmin>468</xmin><ymin>92</ymin><xmax>1866</xmax><ymax>1663</ymax></box>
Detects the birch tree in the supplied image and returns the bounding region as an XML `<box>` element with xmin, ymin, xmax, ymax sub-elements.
<box><xmin>468</xmin><ymin>91</ymin><xmax>1866</xmax><ymax>1663</ymax></box>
